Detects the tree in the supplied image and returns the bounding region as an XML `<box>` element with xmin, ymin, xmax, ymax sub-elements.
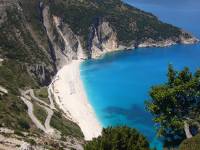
<box><xmin>84</xmin><ymin>126</ymin><xmax>151</xmax><ymax>150</ymax></box>
<box><xmin>167</xmin><ymin>64</ymin><xmax>176</xmax><ymax>86</ymax></box>
<box><xmin>146</xmin><ymin>65</ymin><xmax>200</xmax><ymax>146</ymax></box>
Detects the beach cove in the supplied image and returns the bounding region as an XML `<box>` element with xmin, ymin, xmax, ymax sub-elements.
<box><xmin>48</xmin><ymin>0</ymin><xmax>200</xmax><ymax>149</ymax></box>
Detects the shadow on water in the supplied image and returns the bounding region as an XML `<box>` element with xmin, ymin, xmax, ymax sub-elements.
<box><xmin>103</xmin><ymin>104</ymin><xmax>153</xmax><ymax>126</ymax></box>
<box><xmin>102</xmin><ymin>104</ymin><xmax>159</xmax><ymax>141</ymax></box>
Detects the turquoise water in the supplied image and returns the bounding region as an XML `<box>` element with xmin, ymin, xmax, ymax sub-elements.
<box><xmin>80</xmin><ymin>1</ymin><xmax>200</xmax><ymax>149</ymax></box>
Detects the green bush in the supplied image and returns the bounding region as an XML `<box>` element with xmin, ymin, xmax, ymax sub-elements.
<box><xmin>26</xmin><ymin>139</ymin><xmax>36</xmax><ymax>145</ymax></box>
<box><xmin>18</xmin><ymin>118</ymin><xmax>30</xmax><ymax>130</ymax></box>
<box><xmin>33</xmin><ymin>103</ymin><xmax>47</xmax><ymax>125</ymax></box>
<box><xmin>179</xmin><ymin>134</ymin><xmax>200</xmax><ymax>150</ymax></box>
<box><xmin>85</xmin><ymin>126</ymin><xmax>150</xmax><ymax>150</ymax></box>
<box><xmin>14</xmin><ymin>130</ymin><xmax>24</xmax><ymax>136</ymax></box>
<box><xmin>50</xmin><ymin>111</ymin><xmax>84</xmax><ymax>138</ymax></box>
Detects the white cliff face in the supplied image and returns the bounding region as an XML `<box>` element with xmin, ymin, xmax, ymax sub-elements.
<box><xmin>138</xmin><ymin>37</ymin><xmax>199</xmax><ymax>48</ymax></box>
<box><xmin>138</xmin><ymin>31</ymin><xmax>199</xmax><ymax>48</ymax></box>
<box><xmin>42</xmin><ymin>4</ymin><xmax>199</xmax><ymax>65</ymax></box>
<box><xmin>43</xmin><ymin>9</ymin><xmax>124</xmax><ymax>63</ymax></box>
<box><xmin>42</xmin><ymin>4</ymin><xmax>125</xmax><ymax>65</ymax></box>
<box><xmin>138</xmin><ymin>38</ymin><xmax>177</xmax><ymax>48</ymax></box>
<box><xmin>42</xmin><ymin>6</ymin><xmax>69</xmax><ymax>69</ymax></box>
<box><xmin>42</xmin><ymin>6</ymin><xmax>128</xmax><ymax>63</ymax></box>
<box><xmin>100</xmin><ymin>22</ymin><xmax>118</xmax><ymax>50</ymax></box>
<box><xmin>179</xmin><ymin>30</ymin><xmax>199</xmax><ymax>44</ymax></box>
<box><xmin>42</xmin><ymin>6</ymin><xmax>87</xmax><ymax>69</ymax></box>
<box><xmin>89</xmin><ymin>20</ymin><xmax>120</xmax><ymax>58</ymax></box>
<box><xmin>180</xmin><ymin>37</ymin><xmax>199</xmax><ymax>44</ymax></box>
<box><xmin>179</xmin><ymin>32</ymin><xmax>199</xmax><ymax>44</ymax></box>
<box><xmin>53</xmin><ymin>16</ymin><xmax>86</xmax><ymax>60</ymax></box>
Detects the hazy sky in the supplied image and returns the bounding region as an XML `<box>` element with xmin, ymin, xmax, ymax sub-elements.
<box><xmin>123</xmin><ymin>0</ymin><xmax>200</xmax><ymax>10</ymax></box>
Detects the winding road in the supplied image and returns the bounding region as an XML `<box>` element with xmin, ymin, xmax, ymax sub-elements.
<box><xmin>24</xmin><ymin>89</ymin><xmax>49</xmax><ymax>108</ymax></box>
<box><xmin>21</xmin><ymin>89</ymin><xmax>56</xmax><ymax>135</ymax></box>
<box><xmin>40</xmin><ymin>105</ymin><xmax>54</xmax><ymax>134</ymax></box>
<box><xmin>48</xmin><ymin>86</ymin><xmax>56</xmax><ymax>109</ymax></box>
<box><xmin>21</xmin><ymin>96</ymin><xmax>46</xmax><ymax>132</ymax></box>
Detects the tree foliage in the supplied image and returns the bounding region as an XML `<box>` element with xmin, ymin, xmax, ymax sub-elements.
<box><xmin>84</xmin><ymin>126</ymin><xmax>150</xmax><ymax>150</ymax></box>
<box><xmin>146</xmin><ymin>65</ymin><xmax>200</xmax><ymax>146</ymax></box>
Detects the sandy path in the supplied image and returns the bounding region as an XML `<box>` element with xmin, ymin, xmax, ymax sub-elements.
<box><xmin>21</xmin><ymin>96</ymin><xmax>46</xmax><ymax>132</ymax></box>
<box><xmin>47</xmin><ymin>86</ymin><xmax>56</xmax><ymax>109</ymax></box>
<box><xmin>41</xmin><ymin>105</ymin><xmax>54</xmax><ymax>134</ymax></box>
<box><xmin>26</xmin><ymin>89</ymin><xmax>49</xmax><ymax>108</ymax></box>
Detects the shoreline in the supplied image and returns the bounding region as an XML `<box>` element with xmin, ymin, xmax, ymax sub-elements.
<box><xmin>50</xmin><ymin>60</ymin><xmax>102</xmax><ymax>140</ymax></box>
<box><xmin>48</xmin><ymin>39</ymin><xmax>199</xmax><ymax>141</ymax></box>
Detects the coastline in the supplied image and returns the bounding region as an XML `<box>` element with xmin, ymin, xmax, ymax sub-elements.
<box><xmin>49</xmin><ymin>60</ymin><xmax>102</xmax><ymax>140</ymax></box>
<box><xmin>47</xmin><ymin>37</ymin><xmax>199</xmax><ymax>141</ymax></box>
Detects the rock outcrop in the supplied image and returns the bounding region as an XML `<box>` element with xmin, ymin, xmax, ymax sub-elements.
<box><xmin>0</xmin><ymin>1</ymin><xmax>199</xmax><ymax>86</ymax></box>
<box><xmin>88</xmin><ymin>18</ymin><xmax>119</xmax><ymax>58</ymax></box>
<box><xmin>0</xmin><ymin>85</ymin><xmax>8</xmax><ymax>96</ymax></box>
<box><xmin>42</xmin><ymin>4</ymin><xmax>87</xmax><ymax>70</ymax></box>
<box><xmin>41</xmin><ymin>3</ymin><xmax>199</xmax><ymax>63</ymax></box>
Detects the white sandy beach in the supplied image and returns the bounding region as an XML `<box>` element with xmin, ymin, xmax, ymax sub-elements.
<box><xmin>50</xmin><ymin>60</ymin><xmax>102</xmax><ymax>140</ymax></box>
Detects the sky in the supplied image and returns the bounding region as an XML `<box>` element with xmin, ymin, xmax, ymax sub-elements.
<box><xmin>123</xmin><ymin>0</ymin><xmax>200</xmax><ymax>11</ymax></box>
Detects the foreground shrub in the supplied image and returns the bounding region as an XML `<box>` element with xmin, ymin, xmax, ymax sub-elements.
<box><xmin>84</xmin><ymin>126</ymin><xmax>150</xmax><ymax>150</ymax></box>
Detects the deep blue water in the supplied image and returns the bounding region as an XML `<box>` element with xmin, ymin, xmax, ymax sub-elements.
<box><xmin>80</xmin><ymin>1</ymin><xmax>200</xmax><ymax>149</ymax></box>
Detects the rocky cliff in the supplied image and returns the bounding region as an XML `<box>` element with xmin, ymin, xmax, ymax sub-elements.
<box><xmin>42</xmin><ymin>0</ymin><xmax>198</xmax><ymax>66</ymax></box>
<box><xmin>1</xmin><ymin>0</ymin><xmax>198</xmax><ymax>84</ymax></box>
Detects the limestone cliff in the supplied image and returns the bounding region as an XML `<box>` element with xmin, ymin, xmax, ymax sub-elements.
<box><xmin>42</xmin><ymin>4</ymin><xmax>87</xmax><ymax>69</ymax></box>
<box><xmin>41</xmin><ymin>2</ymin><xmax>199</xmax><ymax>63</ymax></box>
<box><xmin>88</xmin><ymin>18</ymin><xmax>119</xmax><ymax>58</ymax></box>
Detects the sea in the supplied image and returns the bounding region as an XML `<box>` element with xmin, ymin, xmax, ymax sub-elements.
<box><xmin>80</xmin><ymin>0</ymin><xmax>200</xmax><ymax>149</ymax></box>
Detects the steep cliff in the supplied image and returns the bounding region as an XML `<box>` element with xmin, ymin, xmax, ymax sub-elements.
<box><xmin>1</xmin><ymin>0</ymin><xmax>198</xmax><ymax>82</ymax></box>
<box><xmin>47</xmin><ymin>0</ymin><xmax>198</xmax><ymax>61</ymax></box>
